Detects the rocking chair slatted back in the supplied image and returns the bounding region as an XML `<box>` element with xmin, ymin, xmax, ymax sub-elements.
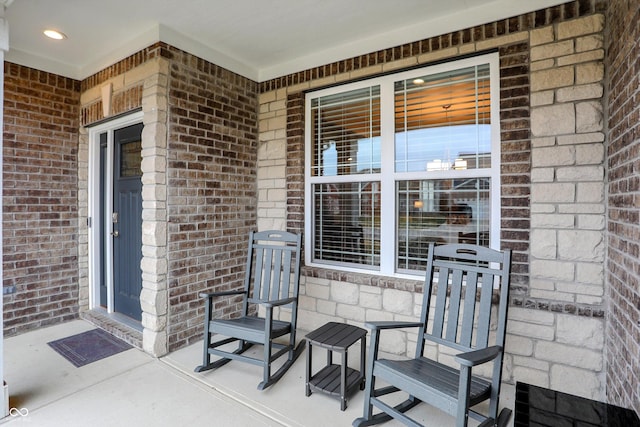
<box><xmin>419</xmin><ymin>244</ymin><xmax>510</xmax><ymax>356</ymax></box>
<box><xmin>244</xmin><ymin>231</ymin><xmax>300</xmax><ymax>310</ymax></box>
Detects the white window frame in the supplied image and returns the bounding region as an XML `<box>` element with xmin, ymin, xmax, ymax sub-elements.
<box><xmin>304</xmin><ymin>53</ymin><xmax>501</xmax><ymax>278</ymax></box>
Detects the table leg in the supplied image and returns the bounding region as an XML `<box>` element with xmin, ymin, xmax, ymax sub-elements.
<box><xmin>341</xmin><ymin>349</ymin><xmax>347</xmax><ymax>411</ymax></box>
<box><xmin>305</xmin><ymin>340</ymin><xmax>312</xmax><ymax>396</ymax></box>
<box><xmin>359</xmin><ymin>336</ymin><xmax>366</xmax><ymax>389</ymax></box>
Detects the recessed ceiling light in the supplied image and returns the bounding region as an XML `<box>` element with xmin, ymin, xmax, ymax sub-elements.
<box><xmin>44</xmin><ymin>29</ymin><xmax>67</xmax><ymax>40</ymax></box>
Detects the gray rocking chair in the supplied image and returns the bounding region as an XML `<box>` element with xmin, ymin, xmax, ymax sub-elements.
<box><xmin>354</xmin><ymin>243</ymin><xmax>512</xmax><ymax>427</ymax></box>
<box><xmin>194</xmin><ymin>230</ymin><xmax>304</xmax><ymax>390</ymax></box>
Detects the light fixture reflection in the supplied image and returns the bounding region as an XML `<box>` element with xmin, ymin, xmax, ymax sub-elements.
<box><xmin>44</xmin><ymin>29</ymin><xmax>67</xmax><ymax>40</ymax></box>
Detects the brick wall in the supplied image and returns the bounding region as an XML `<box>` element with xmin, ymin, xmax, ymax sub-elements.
<box><xmin>605</xmin><ymin>0</ymin><xmax>640</xmax><ymax>414</ymax></box>
<box><xmin>165</xmin><ymin>48</ymin><xmax>259</xmax><ymax>351</ymax></box>
<box><xmin>258</xmin><ymin>0</ymin><xmax>609</xmax><ymax>402</ymax></box>
<box><xmin>3</xmin><ymin>63</ymin><xmax>81</xmax><ymax>335</ymax></box>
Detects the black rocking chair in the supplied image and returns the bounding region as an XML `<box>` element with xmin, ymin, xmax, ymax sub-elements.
<box><xmin>354</xmin><ymin>243</ymin><xmax>512</xmax><ymax>427</ymax></box>
<box><xmin>195</xmin><ymin>230</ymin><xmax>304</xmax><ymax>390</ymax></box>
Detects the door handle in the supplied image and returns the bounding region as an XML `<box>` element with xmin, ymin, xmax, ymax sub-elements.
<box><xmin>111</xmin><ymin>230</ymin><xmax>120</xmax><ymax>237</ymax></box>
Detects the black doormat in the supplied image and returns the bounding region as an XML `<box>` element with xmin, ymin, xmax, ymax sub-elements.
<box><xmin>47</xmin><ymin>328</ymin><xmax>132</xmax><ymax>367</ymax></box>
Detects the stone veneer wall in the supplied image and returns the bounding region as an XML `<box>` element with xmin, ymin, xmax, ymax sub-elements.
<box><xmin>605</xmin><ymin>0</ymin><xmax>640</xmax><ymax>414</ymax></box>
<box><xmin>258</xmin><ymin>1</ymin><xmax>608</xmax><ymax>401</ymax></box>
<box><xmin>3</xmin><ymin>63</ymin><xmax>81</xmax><ymax>335</ymax></box>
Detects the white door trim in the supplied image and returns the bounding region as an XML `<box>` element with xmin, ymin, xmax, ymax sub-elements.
<box><xmin>87</xmin><ymin>111</ymin><xmax>144</xmax><ymax>313</ymax></box>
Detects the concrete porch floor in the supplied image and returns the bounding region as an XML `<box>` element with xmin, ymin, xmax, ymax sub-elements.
<box><xmin>1</xmin><ymin>320</ymin><xmax>513</xmax><ymax>426</ymax></box>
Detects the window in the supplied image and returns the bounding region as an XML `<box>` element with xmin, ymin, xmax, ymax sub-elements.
<box><xmin>305</xmin><ymin>53</ymin><xmax>500</xmax><ymax>276</ymax></box>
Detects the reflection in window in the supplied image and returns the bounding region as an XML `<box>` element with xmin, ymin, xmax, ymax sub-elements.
<box><xmin>120</xmin><ymin>140</ymin><xmax>142</xmax><ymax>177</ymax></box>
<box><xmin>313</xmin><ymin>182</ymin><xmax>380</xmax><ymax>267</ymax></box>
<box><xmin>396</xmin><ymin>179</ymin><xmax>490</xmax><ymax>271</ymax></box>
<box><xmin>310</xmin><ymin>86</ymin><xmax>381</xmax><ymax>177</ymax></box>
<box><xmin>395</xmin><ymin>64</ymin><xmax>491</xmax><ymax>173</ymax></box>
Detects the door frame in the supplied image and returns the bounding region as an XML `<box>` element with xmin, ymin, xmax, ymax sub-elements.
<box><xmin>87</xmin><ymin>111</ymin><xmax>144</xmax><ymax>315</ymax></box>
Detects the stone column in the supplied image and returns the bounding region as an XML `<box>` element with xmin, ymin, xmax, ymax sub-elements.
<box><xmin>527</xmin><ymin>14</ymin><xmax>606</xmax><ymax>399</ymax></box>
<box><xmin>140</xmin><ymin>59</ymin><xmax>170</xmax><ymax>356</ymax></box>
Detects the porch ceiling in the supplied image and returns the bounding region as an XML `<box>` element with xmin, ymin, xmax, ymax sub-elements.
<box><xmin>4</xmin><ymin>0</ymin><xmax>567</xmax><ymax>82</ymax></box>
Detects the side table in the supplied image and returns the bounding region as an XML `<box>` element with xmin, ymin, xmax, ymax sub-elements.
<box><xmin>305</xmin><ymin>322</ymin><xmax>367</xmax><ymax>411</ymax></box>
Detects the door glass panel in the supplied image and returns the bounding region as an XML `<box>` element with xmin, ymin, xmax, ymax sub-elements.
<box><xmin>120</xmin><ymin>140</ymin><xmax>142</xmax><ymax>177</ymax></box>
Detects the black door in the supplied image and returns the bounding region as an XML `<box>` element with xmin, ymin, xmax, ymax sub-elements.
<box><xmin>112</xmin><ymin>123</ymin><xmax>143</xmax><ymax>321</ymax></box>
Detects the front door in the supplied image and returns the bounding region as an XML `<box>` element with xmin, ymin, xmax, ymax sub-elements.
<box><xmin>112</xmin><ymin>123</ymin><xmax>143</xmax><ymax>320</ymax></box>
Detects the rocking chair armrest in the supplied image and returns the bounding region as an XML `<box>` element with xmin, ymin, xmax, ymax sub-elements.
<box><xmin>261</xmin><ymin>297</ymin><xmax>296</xmax><ymax>308</ymax></box>
<box><xmin>198</xmin><ymin>289</ymin><xmax>246</xmax><ymax>299</ymax></box>
<box><xmin>365</xmin><ymin>321</ymin><xmax>424</xmax><ymax>330</ymax></box>
<box><xmin>455</xmin><ymin>345</ymin><xmax>502</xmax><ymax>367</ymax></box>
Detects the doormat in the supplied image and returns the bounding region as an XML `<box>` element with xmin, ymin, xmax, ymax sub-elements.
<box><xmin>47</xmin><ymin>329</ymin><xmax>132</xmax><ymax>367</ymax></box>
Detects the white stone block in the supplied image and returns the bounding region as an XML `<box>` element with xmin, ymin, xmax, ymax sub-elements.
<box><xmin>575</xmin><ymin>143</ymin><xmax>605</xmax><ymax>165</ymax></box>
<box><xmin>531</xmin><ymin>183</ymin><xmax>575</xmax><ymax>203</ymax></box>
<box><xmin>556</xmin><ymin>83</ymin><xmax>603</xmax><ymax>102</ymax></box>
<box><xmin>577</xmin><ymin>214</ymin><xmax>605</xmax><ymax>230</ymax></box>
<box><xmin>512</xmin><ymin>355</ymin><xmax>550</xmax><ymax>372</ymax></box>
<box><xmin>557</xmin><ymin>14</ymin><xmax>604</xmax><ymax>40</ymax></box>
<box><xmin>575</xmin><ymin>262</ymin><xmax>604</xmax><ymax>285</ymax></box>
<box><xmin>533</xmin><ymin>146</ymin><xmax>574</xmax><ymax>167</ymax></box>
<box><xmin>576</xmin><ymin>63</ymin><xmax>604</xmax><ymax>85</ymax></box>
<box><xmin>142</xmin><ymin>312</ymin><xmax>166</xmax><ymax>331</ymax></box>
<box><xmin>535</xmin><ymin>341</ymin><xmax>602</xmax><ymax>370</ymax></box>
<box><xmin>531</xmin><ymin>67</ymin><xmax>574</xmax><ymax>92</ymax></box>
<box><xmin>316</xmin><ymin>299</ymin><xmax>336</xmax><ymax>315</ymax></box>
<box><xmin>558</xmin><ymin>230</ymin><xmax>604</xmax><ymax>262</ymax></box>
<box><xmin>531</xmin><ymin>40</ymin><xmax>574</xmax><ymax>61</ymax></box>
<box><xmin>531</xmin><ymin>104</ymin><xmax>575</xmax><ymax>137</ymax></box>
<box><xmin>556</xmin><ymin>281</ymin><xmax>603</xmax><ymax>298</ymax></box>
<box><xmin>557</xmin><ymin>132</ymin><xmax>604</xmax><ymax>145</ymax></box>
<box><xmin>379</xmin><ymin>329</ymin><xmax>407</xmax><ymax>355</ymax></box>
<box><xmin>507</xmin><ymin>320</ymin><xmax>555</xmax><ymax>341</ymax></box>
<box><xmin>550</xmin><ymin>365</ymin><xmax>603</xmax><ymax>401</ymax></box>
<box><xmin>531</xmin><ymin>213</ymin><xmax>575</xmax><ymax>228</ymax></box>
<box><xmin>505</xmin><ymin>335</ymin><xmax>534</xmax><ymax>356</ymax></box>
<box><xmin>365</xmin><ymin>309</ymin><xmax>394</xmax><ymax>322</ymax></box>
<box><xmin>556</xmin><ymin>314</ymin><xmax>604</xmax><ymax>350</ymax></box>
<box><xmin>576</xmin><ymin>34</ymin><xmax>604</xmax><ymax>52</ymax></box>
<box><xmin>556</xmin><ymin>165</ymin><xmax>604</xmax><ymax>182</ymax></box>
<box><xmin>298</xmin><ymin>295</ymin><xmax>316</xmax><ymax>311</ymax></box>
<box><xmin>530</xmin><ymin>259</ymin><xmax>575</xmax><ymax>281</ymax></box>
<box><xmin>531</xmin><ymin>90</ymin><xmax>554</xmax><ymax>106</ymax></box>
<box><xmin>509</xmin><ymin>307</ymin><xmax>555</xmax><ymax>325</ymax></box>
<box><xmin>360</xmin><ymin>292</ymin><xmax>382</xmax><ymax>309</ymax></box>
<box><xmin>330</xmin><ymin>281</ymin><xmax>359</xmax><ymax>304</ymax></box>
<box><xmin>531</xmin><ymin>168</ymin><xmax>555</xmax><ymax>183</ymax></box>
<box><xmin>513</xmin><ymin>366</ymin><xmax>549</xmax><ymax>388</ymax></box>
<box><xmin>382</xmin><ymin>288</ymin><xmax>414</xmax><ymax>315</ymax></box>
<box><xmin>530</xmin><ymin>229</ymin><xmax>557</xmax><ymax>259</ymax></box>
<box><xmin>305</xmin><ymin>280</ymin><xmax>330</xmax><ymax>300</ymax></box>
<box><xmin>336</xmin><ymin>304</ymin><xmax>365</xmax><ymax>322</ymax></box>
<box><xmin>576</xmin><ymin>101</ymin><xmax>604</xmax><ymax>132</ymax></box>
<box><xmin>143</xmin><ymin>329</ymin><xmax>167</xmax><ymax>357</ymax></box>
<box><xmin>530</xmin><ymin>289</ymin><xmax>574</xmax><ymax>302</ymax></box>
<box><xmin>530</xmin><ymin>26</ymin><xmax>555</xmax><ymax>46</ymax></box>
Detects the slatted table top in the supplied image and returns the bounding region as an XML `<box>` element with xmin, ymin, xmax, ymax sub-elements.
<box><xmin>305</xmin><ymin>322</ymin><xmax>367</xmax><ymax>351</ymax></box>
